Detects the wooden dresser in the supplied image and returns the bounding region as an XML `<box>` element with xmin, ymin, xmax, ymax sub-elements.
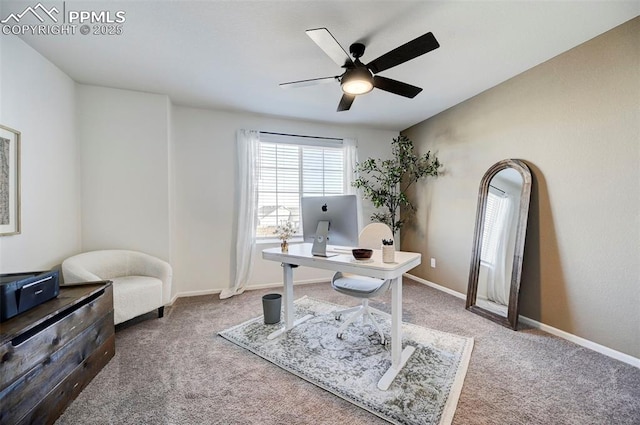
<box><xmin>0</xmin><ymin>282</ymin><xmax>115</xmax><ymax>425</ymax></box>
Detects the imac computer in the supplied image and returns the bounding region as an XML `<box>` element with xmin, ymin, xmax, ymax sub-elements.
<box><xmin>301</xmin><ymin>194</ymin><xmax>359</xmax><ymax>257</ymax></box>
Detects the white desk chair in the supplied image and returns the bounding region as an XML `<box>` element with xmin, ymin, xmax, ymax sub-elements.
<box><xmin>331</xmin><ymin>223</ymin><xmax>393</xmax><ymax>344</ymax></box>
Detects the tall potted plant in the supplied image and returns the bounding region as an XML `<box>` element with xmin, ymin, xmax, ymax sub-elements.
<box><xmin>352</xmin><ymin>135</ymin><xmax>442</xmax><ymax>236</ymax></box>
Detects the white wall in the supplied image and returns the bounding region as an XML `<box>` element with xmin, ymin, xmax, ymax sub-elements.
<box><xmin>76</xmin><ymin>85</ymin><xmax>171</xmax><ymax>263</ymax></box>
<box><xmin>0</xmin><ymin>36</ymin><xmax>80</xmax><ymax>272</ymax></box>
<box><xmin>171</xmin><ymin>106</ymin><xmax>397</xmax><ymax>297</ymax></box>
<box><xmin>73</xmin><ymin>92</ymin><xmax>396</xmax><ymax>298</ymax></box>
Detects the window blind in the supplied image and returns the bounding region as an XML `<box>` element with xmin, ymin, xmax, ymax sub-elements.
<box><xmin>480</xmin><ymin>189</ymin><xmax>507</xmax><ymax>266</ymax></box>
<box><xmin>256</xmin><ymin>136</ymin><xmax>346</xmax><ymax>238</ymax></box>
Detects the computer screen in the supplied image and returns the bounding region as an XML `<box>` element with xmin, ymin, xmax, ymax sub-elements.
<box><xmin>301</xmin><ymin>195</ymin><xmax>359</xmax><ymax>256</ymax></box>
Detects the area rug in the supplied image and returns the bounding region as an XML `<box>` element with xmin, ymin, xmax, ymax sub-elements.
<box><xmin>218</xmin><ymin>296</ymin><xmax>474</xmax><ymax>425</ymax></box>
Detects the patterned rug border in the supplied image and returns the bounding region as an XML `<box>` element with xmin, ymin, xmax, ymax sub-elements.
<box><xmin>218</xmin><ymin>296</ymin><xmax>474</xmax><ymax>425</ymax></box>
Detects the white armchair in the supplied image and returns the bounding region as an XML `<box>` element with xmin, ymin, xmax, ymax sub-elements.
<box><xmin>62</xmin><ymin>250</ymin><xmax>172</xmax><ymax>325</ymax></box>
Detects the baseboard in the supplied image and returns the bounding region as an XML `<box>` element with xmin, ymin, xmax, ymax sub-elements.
<box><xmin>169</xmin><ymin>278</ymin><xmax>328</xmax><ymax>304</ymax></box>
<box><xmin>170</xmin><ymin>289</ymin><xmax>221</xmax><ymax>305</ymax></box>
<box><xmin>405</xmin><ymin>273</ymin><xmax>467</xmax><ymax>300</ymax></box>
<box><xmin>405</xmin><ymin>273</ymin><xmax>640</xmax><ymax>369</ymax></box>
<box><xmin>245</xmin><ymin>278</ymin><xmax>330</xmax><ymax>291</ymax></box>
<box><xmin>517</xmin><ymin>316</ymin><xmax>640</xmax><ymax>368</ymax></box>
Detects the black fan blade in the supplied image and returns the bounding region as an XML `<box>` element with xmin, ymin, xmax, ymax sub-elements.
<box><xmin>337</xmin><ymin>94</ymin><xmax>355</xmax><ymax>111</ymax></box>
<box><xmin>373</xmin><ymin>76</ymin><xmax>423</xmax><ymax>98</ymax></box>
<box><xmin>367</xmin><ymin>32</ymin><xmax>439</xmax><ymax>74</ymax></box>
<box><xmin>306</xmin><ymin>28</ymin><xmax>353</xmax><ymax>67</ymax></box>
<box><xmin>280</xmin><ymin>76</ymin><xmax>339</xmax><ymax>89</ymax></box>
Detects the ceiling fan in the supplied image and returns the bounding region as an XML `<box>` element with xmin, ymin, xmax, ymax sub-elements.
<box><xmin>280</xmin><ymin>28</ymin><xmax>440</xmax><ymax>111</ymax></box>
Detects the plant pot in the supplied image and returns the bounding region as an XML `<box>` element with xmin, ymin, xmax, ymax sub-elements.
<box><xmin>281</xmin><ymin>241</ymin><xmax>289</xmax><ymax>252</ymax></box>
<box><xmin>382</xmin><ymin>245</ymin><xmax>395</xmax><ymax>263</ymax></box>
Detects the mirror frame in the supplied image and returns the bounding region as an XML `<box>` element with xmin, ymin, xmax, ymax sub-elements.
<box><xmin>466</xmin><ymin>159</ymin><xmax>532</xmax><ymax>330</ymax></box>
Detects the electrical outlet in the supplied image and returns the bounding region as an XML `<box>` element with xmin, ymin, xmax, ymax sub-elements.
<box><xmin>430</xmin><ymin>258</ymin><xmax>436</xmax><ymax>268</ymax></box>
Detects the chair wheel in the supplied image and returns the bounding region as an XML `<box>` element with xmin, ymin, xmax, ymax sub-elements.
<box><xmin>337</xmin><ymin>333</ymin><xmax>344</xmax><ymax>340</ymax></box>
<box><xmin>380</xmin><ymin>338</ymin><xmax>386</xmax><ymax>345</ymax></box>
<box><xmin>335</xmin><ymin>314</ymin><xmax>342</xmax><ymax>321</ymax></box>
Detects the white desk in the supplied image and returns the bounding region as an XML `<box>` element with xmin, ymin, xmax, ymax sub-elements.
<box><xmin>262</xmin><ymin>243</ymin><xmax>421</xmax><ymax>390</ymax></box>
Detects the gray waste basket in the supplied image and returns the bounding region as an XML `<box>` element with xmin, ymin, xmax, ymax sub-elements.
<box><xmin>262</xmin><ymin>293</ymin><xmax>282</xmax><ymax>324</ymax></box>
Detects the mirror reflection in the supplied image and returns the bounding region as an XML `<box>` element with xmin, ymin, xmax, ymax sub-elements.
<box><xmin>475</xmin><ymin>168</ymin><xmax>523</xmax><ymax>317</ymax></box>
<box><xmin>466</xmin><ymin>159</ymin><xmax>532</xmax><ymax>330</ymax></box>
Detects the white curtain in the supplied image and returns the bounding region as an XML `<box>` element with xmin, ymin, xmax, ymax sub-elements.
<box><xmin>221</xmin><ymin>129</ymin><xmax>260</xmax><ymax>299</ymax></box>
<box><xmin>486</xmin><ymin>194</ymin><xmax>513</xmax><ymax>305</ymax></box>
<box><xmin>343</xmin><ymin>138</ymin><xmax>363</xmax><ymax>231</ymax></box>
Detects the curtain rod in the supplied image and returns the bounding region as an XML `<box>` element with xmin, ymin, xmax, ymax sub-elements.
<box><xmin>489</xmin><ymin>184</ymin><xmax>506</xmax><ymax>194</ymax></box>
<box><xmin>259</xmin><ymin>131</ymin><xmax>343</xmax><ymax>141</ymax></box>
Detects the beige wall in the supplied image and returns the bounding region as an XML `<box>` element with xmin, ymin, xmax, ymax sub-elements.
<box><xmin>401</xmin><ymin>17</ymin><xmax>639</xmax><ymax>358</ymax></box>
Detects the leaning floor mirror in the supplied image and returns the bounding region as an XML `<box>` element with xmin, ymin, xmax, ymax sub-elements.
<box><xmin>466</xmin><ymin>159</ymin><xmax>532</xmax><ymax>330</ymax></box>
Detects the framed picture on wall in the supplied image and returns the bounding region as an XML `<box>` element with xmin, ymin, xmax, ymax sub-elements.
<box><xmin>0</xmin><ymin>124</ymin><xmax>21</xmax><ymax>236</ymax></box>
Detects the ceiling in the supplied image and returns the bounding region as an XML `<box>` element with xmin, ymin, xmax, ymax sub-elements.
<box><xmin>7</xmin><ymin>1</ymin><xmax>639</xmax><ymax>131</ymax></box>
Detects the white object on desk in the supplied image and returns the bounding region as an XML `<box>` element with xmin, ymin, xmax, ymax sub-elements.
<box><xmin>262</xmin><ymin>243</ymin><xmax>421</xmax><ymax>391</ymax></box>
<box><xmin>328</xmin><ymin>246</ymin><xmax>355</xmax><ymax>254</ymax></box>
<box><xmin>382</xmin><ymin>245</ymin><xmax>395</xmax><ymax>263</ymax></box>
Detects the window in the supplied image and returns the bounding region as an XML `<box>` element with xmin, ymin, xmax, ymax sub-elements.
<box><xmin>256</xmin><ymin>135</ymin><xmax>347</xmax><ymax>239</ymax></box>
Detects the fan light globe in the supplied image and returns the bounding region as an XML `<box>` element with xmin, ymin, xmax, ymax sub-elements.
<box><xmin>342</xmin><ymin>79</ymin><xmax>373</xmax><ymax>95</ymax></box>
<box><xmin>341</xmin><ymin>68</ymin><xmax>374</xmax><ymax>95</ymax></box>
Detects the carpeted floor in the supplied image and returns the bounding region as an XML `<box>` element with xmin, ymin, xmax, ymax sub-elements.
<box><xmin>55</xmin><ymin>279</ymin><xmax>640</xmax><ymax>425</ymax></box>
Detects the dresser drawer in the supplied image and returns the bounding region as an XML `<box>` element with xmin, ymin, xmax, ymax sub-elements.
<box><xmin>0</xmin><ymin>311</ymin><xmax>114</xmax><ymax>425</ymax></box>
<box><xmin>16</xmin><ymin>334</ymin><xmax>115</xmax><ymax>425</ymax></box>
<box><xmin>0</xmin><ymin>285</ymin><xmax>113</xmax><ymax>390</ymax></box>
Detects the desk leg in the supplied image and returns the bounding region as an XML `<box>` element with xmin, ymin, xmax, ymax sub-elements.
<box><xmin>283</xmin><ymin>263</ymin><xmax>294</xmax><ymax>330</ymax></box>
<box><xmin>377</xmin><ymin>274</ymin><xmax>415</xmax><ymax>390</ymax></box>
<box><xmin>267</xmin><ymin>263</ymin><xmax>313</xmax><ymax>340</ymax></box>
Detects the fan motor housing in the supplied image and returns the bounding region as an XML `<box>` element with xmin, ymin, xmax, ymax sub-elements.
<box><xmin>349</xmin><ymin>42</ymin><xmax>366</xmax><ymax>59</ymax></box>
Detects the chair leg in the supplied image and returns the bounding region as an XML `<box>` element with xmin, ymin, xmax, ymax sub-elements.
<box><xmin>364</xmin><ymin>308</ymin><xmax>386</xmax><ymax>344</ymax></box>
<box><xmin>336</xmin><ymin>307</ymin><xmax>365</xmax><ymax>338</ymax></box>
<box><xmin>361</xmin><ymin>299</ymin><xmax>369</xmax><ymax>324</ymax></box>
<box><xmin>333</xmin><ymin>305</ymin><xmax>361</xmax><ymax>320</ymax></box>
<box><xmin>336</xmin><ymin>300</ymin><xmax>386</xmax><ymax>344</ymax></box>
<box><xmin>158</xmin><ymin>306</ymin><xmax>164</xmax><ymax>318</ymax></box>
